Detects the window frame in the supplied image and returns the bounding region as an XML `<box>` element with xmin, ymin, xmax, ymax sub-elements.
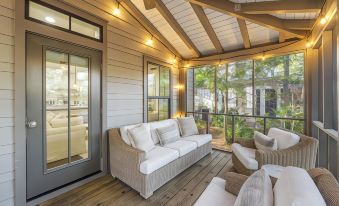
<box><xmin>186</xmin><ymin>52</ymin><xmax>306</xmax><ymax>120</ymax></box>
<box><xmin>25</xmin><ymin>0</ymin><xmax>103</xmax><ymax>42</ymax></box>
<box><xmin>144</xmin><ymin>56</ymin><xmax>172</xmax><ymax>122</ymax></box>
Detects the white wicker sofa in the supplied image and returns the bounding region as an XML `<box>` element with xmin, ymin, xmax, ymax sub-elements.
<box><xmin>109</xmin><ymin>119</ymin><xmax>212</xmax><ymax>199</ymax></box>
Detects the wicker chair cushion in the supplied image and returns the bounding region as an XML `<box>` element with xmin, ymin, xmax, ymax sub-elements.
<box><xmin>308</xmin><ymin>168</ymin><xmax>339</xmax><ymax>206</ymax></box>
<box><xmin>267</xmin><ymin>128</ymin><xmax>300</xmax><ymax>149</ymax></box>
<box><xmin>232</xmin><ymin>143</ymin><xmax>258</xmax><ymax>170</ymax></box>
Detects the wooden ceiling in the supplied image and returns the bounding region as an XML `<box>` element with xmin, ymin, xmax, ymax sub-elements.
<box><xmin>124</xmin><ymin>0</ymin><xmax>324</xmax><ymax>59</ymax></box>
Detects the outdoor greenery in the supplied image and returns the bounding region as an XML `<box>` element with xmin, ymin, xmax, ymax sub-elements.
<box><xmin>188</xmin><ymin>53</ymin><xmax>305</xmax><ymax>149</ymax></box>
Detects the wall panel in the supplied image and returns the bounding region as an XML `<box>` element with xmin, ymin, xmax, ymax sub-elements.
<box><xmin>0</xmin><ymin>0</ymin><xmax>14</xmax><ymax>204</ymax></box>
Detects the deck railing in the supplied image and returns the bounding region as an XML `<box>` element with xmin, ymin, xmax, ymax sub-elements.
<box><xmin>187</xmin><ymin>111</ymin><xmax>305</xmax><ymax>151</ymax></box>
<box><xmin>313</xmin><ymin>121</ymin><xmax>339</xmax><ymax>177</ymax></box>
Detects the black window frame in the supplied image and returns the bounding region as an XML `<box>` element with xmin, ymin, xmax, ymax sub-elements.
<box><xmin>144</xmin><ymin>57</ymin><xmax>172</xmax><ymax>122</ymax></box>
<box><xmin>25</xmin><ymin>0</ymin><xmax>103</xmax><ymax>42</ymax></box>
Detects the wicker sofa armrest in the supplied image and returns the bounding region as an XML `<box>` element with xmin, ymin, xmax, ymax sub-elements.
<box><xmin>255</xmin><ymin>135</ymin><xmax>318</xmax><ymax>170</ymax></box>
<box><xmin>109</xmin><ymin>128</ymin><xmax>146</xmax><ymax>176</ymax></box>
<box><xmin>234</xmin><ymin>138</ymin><xmax>256</xmax><ymax>149</ymax></box>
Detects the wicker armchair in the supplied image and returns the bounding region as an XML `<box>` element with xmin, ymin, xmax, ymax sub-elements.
<box><xmin>232</xmin><ymin>134</ymin><xmax>319</xmax><ymax>175</ymax></box>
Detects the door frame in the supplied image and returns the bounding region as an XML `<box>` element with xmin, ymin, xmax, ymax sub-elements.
<box><xmin>15</xmin><ymin>0</ymin><xmax>108</xmax><ymax>205</ymax></box>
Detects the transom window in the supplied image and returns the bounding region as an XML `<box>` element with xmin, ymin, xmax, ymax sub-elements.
<box><xmin>147</xmin><ymin>62</ymin><xmax>171</xmax><ymax>122</ymax></box>
<box><xmin>27</xmin><ymin>0</ymin><xmax>102</xmax><ymax>41</ymax></box>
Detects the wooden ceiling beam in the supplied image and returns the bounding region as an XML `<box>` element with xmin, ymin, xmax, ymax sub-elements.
<box><xmin>154</xmin><ymin>0</ymin><xmax>201</xmax><ymax>57</ymax></box>
<box><xmin>187</xmin><ymin>0</ymin><xmax>307</xmax><ymax>39</ymax></box>
<box><xmin>279</xmin><ymin>33</ymin><xmax>286</xmax><ymax>43</ymax></box>
<box><xmin>236</xmin><ymin>0</ymin><xmax>323</xmax><ymax>15</ymax></box>
<box><xmin>190</xmin><ymin>3</ymin><xmax>224</xmax><ymax>53</ymax></box>
<box><xmin>283</xmin><ymin>19</ymin><xmax>315</xmax><ymax>30</ymax></box>
<box><xmin>308</xmin><ymin>0</ymin><xmax>337</xmax><ymax>48</ymax></box>
<box><xmin>186</xmin><ymin>39</ymin><xmax>305</xmax><ymax>67</ymax></box>
<box><xmin>143</xmin><ymin>0</ymin><xmax>156</xmax><ymax>10</ymax></box>
<box><xmin>120</xmin><ymin>0</ymin><xmax>182</xmax><ymax>58</ymax></box>
<box><xmin>237</xmin><ymin>18</ymin><xmax>251</xmax><ymax>48</ymax></box>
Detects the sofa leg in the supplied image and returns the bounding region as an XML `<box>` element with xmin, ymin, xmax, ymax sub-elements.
<box><xmin>140</xmin><ymin>192</ymin><xmax>153</xmax><ymax>199</ymax></box>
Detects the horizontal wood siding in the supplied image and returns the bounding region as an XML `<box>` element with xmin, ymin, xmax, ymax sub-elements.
<box><xmin>101</xmin><ymin>2</ymin><xmax>180</xmax><ymax>128</ymax></box>
<box><xmin>0</xmin><ymin>0</ymin><xmax>14</xmax><ymax>205</ymax></box>
<box><xmin>0</xmin><ymin>0</ymin><xmax>180</xmax><ymax>204</ymax></box>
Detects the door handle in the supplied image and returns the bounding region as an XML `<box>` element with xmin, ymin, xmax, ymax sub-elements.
<box><xmin>27</xmin><ymin>121</ymin><xmax>37</xmax><ymax>128</ymax></box>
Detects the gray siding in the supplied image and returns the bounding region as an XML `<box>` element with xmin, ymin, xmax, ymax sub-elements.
<box><xmin>106</xmin><ymin>12</ymin><xmax>180</xmax><ymax>128</ymax></box>
<box><xmin>0</xmin><ymin>0</ymin><xmax>14</xmax><ymax>205</ymax></box>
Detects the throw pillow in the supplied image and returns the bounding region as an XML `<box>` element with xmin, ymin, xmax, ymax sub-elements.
<box><xmin>267</xmin><ymin>128</ymin><xmax>300</xmax><ymax>149</ymax></box>
<box><xmin>308</xmin><ymin>168</ymin><xmax>339</xmax><ymax>206</ymax></box>
<box><xmin>156</xmin><ymin>123</ymin><xmax>181</xmax><ymax>146</ymax></box>
<box><xmin>274</xmin><ymin>166</ymin><xmax>326</xmax><ymax>206</ymax></box>
<box><xmin>234</xmin><ymin>169</ymin><xmax>273</xmax><ymax>206</ymax></box>
<box><xmin>127</xmin><ymin>124</ymin><xmax>155</xmax><ymax>152</ymax></box>
<box><xmin>254</xmin><ymin>131</ymin><xmax>277</xmax><ymax>151</ymax></box>
<box><xmin>177</xmin><ymin>116</ymin><xmax>199</xmax><ymax>137</ymax></box>
<box><xmin>225</xmin><ymin>172</ymin><xmax>248</xmax><ymax>196</ymax></box>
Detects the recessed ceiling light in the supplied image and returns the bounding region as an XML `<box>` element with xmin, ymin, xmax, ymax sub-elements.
<box><xmin>45</xmin><ymin>16</ymin><xmax>55</xmax><ymax>23</ymax></box>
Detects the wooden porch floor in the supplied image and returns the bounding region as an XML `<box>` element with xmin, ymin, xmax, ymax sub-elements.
<box><xmin>41</xmin><ymin>150</ymin><xmax>232</xmax><ymax>206</ymax></box>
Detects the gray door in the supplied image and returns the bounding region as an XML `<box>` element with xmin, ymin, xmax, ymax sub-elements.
<box><xmin>26</xmin><ymin>33</ymin><xmax>102</xmax><ymax>200</ymax></box>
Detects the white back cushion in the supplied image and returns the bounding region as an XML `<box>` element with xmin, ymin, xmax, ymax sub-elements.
<box><xmin>267</xmin><ymin>128</ymin><xmax>300</xmax><ymax>150</ymax></box>
<box><xmin>177</xmin><ymin>116</ymin><xmax>199</xmax><ymax>137</ymax></box>
<box><xmin>156</xmin><ymin>123</ymin><xmax>181</xmax><ymax>146</ymax></box>
<box><xmin>120</xmin><ymin>123</ymin><xmax>142</xmax><ymax>146</ymax></box>
<box><xmin>149</xmin><ymin>119</ymin><xmax>179</xmax><ymax>144</ymax></box>
<box><xmin>127</xmin><ymin>124</ymin><xmax>154</xmax><ymax>152</ymax></box>
<box><xmin>274</xmin><ymin>166</ymin><xmax>326</xmax><ymax>206</ymax></box>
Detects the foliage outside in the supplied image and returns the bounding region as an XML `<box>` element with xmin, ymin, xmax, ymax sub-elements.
<box><xmin>188</xmin><ymin>53</ymin><xmax>305</xmax><ymax>150</ymax></box>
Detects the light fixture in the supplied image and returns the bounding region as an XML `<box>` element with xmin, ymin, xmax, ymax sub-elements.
<box><xmin>261</xmin><ymin>52</ymin><xmax>266</xmax><ymax>61</ymax></box>
<box><xmin>306</xmin><ymin>41</ymin><xmax>313</xmax><ymax>48</ymax></box>
<box><xmin>146</xmin><ymin>36</ymin><xmax>154</xmax><ymax>46</ymax></box>
<box><xmin>218</xmin><ymin>59</ymin><xmax>222</xmax><ymax>67</ymax></box>
<box><xmin>113</xmin><ymin>2</ymin><xmax>120</xmax><ymax>16</ymax></box>
<box><xmin>171</xmin><ymin>56</ymin><xmax>177</xmax><ymax>64</ymax></box>
<box><xmin>45</xmin><ymin>16</ymin><xmax>55</xmax><ymax>23</ymax></box>
<box><xmin>320</xmin><ymin>16</ymin><xmax>328</xmax><ymax>25</ymax></box>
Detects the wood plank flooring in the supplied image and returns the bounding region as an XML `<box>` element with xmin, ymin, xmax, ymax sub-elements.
<box><xmin>41</xmin><ymin>150</ymin><xmax>232</xmax><ymax>206</ymax></box>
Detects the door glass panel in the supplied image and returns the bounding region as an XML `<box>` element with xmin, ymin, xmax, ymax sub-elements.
<box><xmin>45</xmin><ymin>50</ymin><xmax>69</xmax><ymax>169</ymax></box>
<box><xmin>148</xmin><ymin>64</ymin><xmax>159</xmax><ymax>96</ymax></box>
<box><xmin>159</xmin><ymin>99</ymin><xmax>169</xmax><ymax>120</ymax></box>
<box><xmin>160</xmin><ymin>66</ymin><xmax>170</xmax><ymax>96</ymax></box>
<box><xmin>148</xmin><ymin>99</ymin><xmax>158</xmax><ymax>122</ymax></box>
<box><xmin>70</xmin><ymin>55</ymin><xmax>89</xmax><ymax>162</ymax></box>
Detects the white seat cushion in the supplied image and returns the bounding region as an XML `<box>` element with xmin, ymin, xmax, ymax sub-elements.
<box><xmin>164</xmin><ymin>140</ymin><xmax>197</xmax><ymax>157</ymax></box>
<box><xmin>194</xmin><ymin>177</ymin><xmax>237</xmax><ymax>206</ymax></box>
<box><xmin>274</xmin><ymin>166</ymin><xmax>326</xmax><ymax>206</ymax></box>
<box><xmin>183</xmin><ymin>134</ymin><xmax>212</xmax><ymax>147</ymax></box>
<box><xmin>232</xmin><ymin>143</ymin><xmax>258</xmax><ymax>170</ymax></box>
<box><xmin>267</xmin><ymin>128</ymin><xmax>300</xmax><ymax>150</ymax></box>
<box><xmin>139</xmin><ymin>146</ymin><xmax>179</xmax><ymax>175</ymax></box>
<box><xmin>149</xmin><ymin>119</ymin><xmax>180</xmax><ymax>144</ymax></box>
